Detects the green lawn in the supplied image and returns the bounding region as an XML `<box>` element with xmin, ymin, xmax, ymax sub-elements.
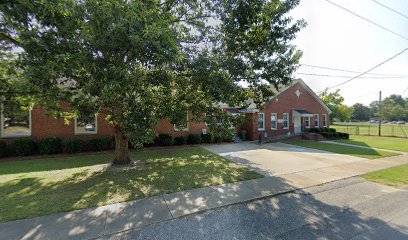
<box><xmin>286</xmin><ymin>140</ymin><xmax>399</xmax><ymax>159</ymax></box>
<box><xmin>332</xmin><ymin>123</ymin><xmax>408</xmax><ymax>138</ymax></box>
<box><xmin>363</xmin><ymin>164</ymin><xmax>408</xmax><ymax>188</ymax></box>
<box><xmin>334</xmin><ymin>135</ymin><xmax>408</xmax><ymax>152</ymax></box>
<box><xmin>0</xmin><ymin>146</ymin><xmax>262</xmax><ymax>223</ymax></box>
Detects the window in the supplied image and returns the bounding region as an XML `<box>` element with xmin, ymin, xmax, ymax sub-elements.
<box><xmin>271</xmin><ymin>113</ymin><xmax>277</xmax><ymax>130</ymax></box>
<box><xmin>174</xmin><ymin>112</ymin><xmax>189</xmax><ymax>131</ymax></box>
<box><xmin>258</xmin><ymin>113</ymin><xmax>265</xmax><ymax>131</ymax></box>
<box><xmin>314</xmin><ymin>114</ymin><xmax>319</xmax><ymax>128</ymax></box>
<box><xmin>283</xmin><ymin>113</ymin><xmax>289</xmax><ymax>129</ymax></box>
<box><xmin>323</xmin><ymin>114</ymin><xmax>327</xmax><ymax>127</ymax></box>
<box><xmin>0</xmin><ymin>102</ymin><xmax>31</xmax><ymax>137</ymax></box>
<box><xmin>305</xmin><ymin>116</ymin><xmax>310</xmax><ymax>128</ymax></box>
<box><xmin>75</xmin><ymin>111</ymin><xmax>97</xmax><ymax>135</ymax></box>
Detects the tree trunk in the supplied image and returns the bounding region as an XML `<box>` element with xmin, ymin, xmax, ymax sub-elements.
<box><xmin>113</xmin><ymin>129</ymin><xmax>131</xmax><ymax>165</ymax></box>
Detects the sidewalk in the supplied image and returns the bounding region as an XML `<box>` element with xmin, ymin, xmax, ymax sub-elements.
<box><xmin>1</xmin><ymin>153</ymin><xmax>408</xmax><ymax>240</ymax></box>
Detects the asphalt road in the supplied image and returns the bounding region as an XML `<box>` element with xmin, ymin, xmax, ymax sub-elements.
<box><xmin>102</xmin><ymin>178</ymin><xmax>408</xmax><ymax>240</ymax></box>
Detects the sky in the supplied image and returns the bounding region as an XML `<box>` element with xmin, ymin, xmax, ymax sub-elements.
<box><xmin>290</xmin><ymin>0</ymin><xmax>408</xmax><ymax>106</ymax></box>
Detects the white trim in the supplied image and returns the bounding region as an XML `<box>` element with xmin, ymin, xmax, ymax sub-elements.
<box><xmin>257</xmin><ymin>112</ymin><xmax>265</xmax><ymax>131</ymax></box>
<box><xmin>314</xmin><ymin>114</ymin><xmax>319</xmax><ymax>128</ymax></box>
<box><xmin>283</xmin><ymin>113</ymin><xmax>290</xmax><ymax>129</ymax></box>
<box><xmin>323</xmin><ymin>114</ymin><xmax>327</xmax><ymax>127</ymax></box>
<box><xmin>271</xmin><ymin>113</ymin><xmax>277</xmax><ymax>130</ymax></box>
<box><xmin>305</xmin><ymin>116</ymin><xmax>311</xmax><ymax>128</ymax></box>
<box><xmin>0</xmin><ymin>103</ymin><xmax>32</xmax><ymax>138</ymax></box>
<box><xmin>264</xmin><ymin>79</ymin><xmax>331</xmax><ymax>114</ymax></box>
<box><xmin>74</xmin><ymin>114</ymin><xmax>98</xmax><ymax>135</ymax></box>
<box><xmin>174</xmin><ymin>112</ymin><xmax>189</xmax><ymax>132</ymax></box>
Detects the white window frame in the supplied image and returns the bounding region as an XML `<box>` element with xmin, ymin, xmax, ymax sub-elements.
<box><xmin>314</xmin><ymin>114</ymin><xmax>319</xmax><ymax>128</ymax></box>
<box><xmin>0</xmin><ymin>103</ymin><xmax>32</xmax><ymax>138</ymax></box>
<box><xmin>283</xmin><ymin>113</ymin><xmax>290</xmax><ymax>129</ymax></box>
<box><xmin>305</xmin><ymin>116</ymin><xmax>311</xmax><ymax>128</ymax></box>
<box><xmin>271</xmin><ymin>113</ymin><xmax>277</xmax><ymax>130</ymax></box>
<box><xmin>174</xmin><ymin>112</ymin><xmax>189</xmax><ymax>132</ymax></box>
<box><xmin>74</xmin><ymin>114</ymin><xmax>98</xmax><ymax>135</ymax></box>
<box><xmin>323</xmin><ymin>114</ymin><xmax>327</xmax><ymax>127</ymax></box>
<box><xmin>258</xmin><ymin>113</ymin><xmax>265</xmax><ymax>131</ymax></box>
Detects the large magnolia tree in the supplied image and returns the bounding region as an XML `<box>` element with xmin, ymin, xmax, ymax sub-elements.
<box><xmin>1</xmin><ymin>0</ymin><xmax>305</xmax><ymax>165</ymax></box>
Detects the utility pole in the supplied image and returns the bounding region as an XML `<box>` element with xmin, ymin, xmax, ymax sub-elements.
<box><xmin>378</xmin><ymin>91</ymin><xmax>382</xmax><ymax>136</ymax></box>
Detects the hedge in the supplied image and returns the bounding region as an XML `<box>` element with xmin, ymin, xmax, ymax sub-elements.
<box><xmin>174</xmin><ymin>136</ymin><xmax>186</xmax><ymax>145</ymax></box>
<box><xmin>89</xmin><ymin>137</ymin><xmax>114</xmax><ymax>151</ymax></box>
<box><xmin>187</xmin><ymin>134</ymin><xmax>202</xmax><ymax>144</ymax></box>
<box><xmin>38</xmin><ymin>137</ymin><xmax>63</xmax><ymax>154</ymax></box>
<box><xmin>156</xmin><ymin>134</ymin><xmax>173</xmax><ymax>146</ymax></box>
<box><xmin>64</xmin><ymin>139</ymin><xmax>86</xmax><ymax>154</ymax></box>
<box><xmin>10</xmin><ymin>139</ymin><xmax>36</xmax><ymax>156</ymax></box>
<box><xmin>0</xmin><ymin>140</ymin><xmax>7</xmax><ymax>158</ymax></box>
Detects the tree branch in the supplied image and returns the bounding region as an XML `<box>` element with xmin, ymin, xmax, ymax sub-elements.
<box><xmin>0</xmin><ymin>32</ymin><xmax>22</xmax><ymax>47</ymax></box>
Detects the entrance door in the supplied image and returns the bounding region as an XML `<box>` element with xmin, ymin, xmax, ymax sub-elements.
<box><xmin>294</xmin><ymin>116</ymin><xmax>302</xmax><ymax>135</ymax></box>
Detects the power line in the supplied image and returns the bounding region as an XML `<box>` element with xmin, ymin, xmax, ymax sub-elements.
<box><xmin>324</xmin><ymin>0</ymin><xmax>408</xmax><ymax>42</ymax></box>
<box><xmin>317</xmin><ymin>48</ymin><xmax>408</xmax><ymax>93</ymax></box>
<box><xmin>300</xmin><ymin>64</ymin><xmax>408</xmax><ymax>77</ymax></box>
<box><xmin>369</xmin><ymin>0</ymin><xmax>408</xmax><ymax>20</ymax></box>
<box><xmin>402</xmin><ymin>86</ymin><xmax>408</xmax><ymax>96</ymax></box>
<box><xmin>296</xmin><ymin>72</ymin><xmax>407</xmax><ymax>79</ymax></box>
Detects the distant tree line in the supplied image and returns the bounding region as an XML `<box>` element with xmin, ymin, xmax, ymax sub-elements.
<box><xmin>351</xmin><ymin>95</ymin><xmax>408</xmax><ymax>122</ymax></box>
<box><xmin>320</xmin><ymin>89</ymin><xmax>408</xmax><ymax>123</ymax></box>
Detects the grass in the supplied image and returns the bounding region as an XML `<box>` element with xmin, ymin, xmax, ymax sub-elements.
<box><xmin>334</xmin><ymin>135</ymin><xmax>408</xmax><ymax>152</ymax></box>
<box><xmin>332</xmin><ymin>123</ymin><xmax>408</xmax><ymax>138</ymax></box>
<box><xmin>285</xmin><ymin>140</ymin><xmax>399</xmax><ymax>159</ymax></box>
<box><xmin>363</xmin><ymin>164</ymin><xmax>408</xmax><ymax>188</ymax></box>
<box><xmin>0</xmin><ymin>146</ymin><xmax>262</xmax><ymax>223</ymax></box>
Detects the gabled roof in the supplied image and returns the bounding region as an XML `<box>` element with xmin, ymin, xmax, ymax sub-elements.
<box><xmin>244</xmin><ymin>79</ymin><xmax>331</xmax><ymax>113</ymax></box>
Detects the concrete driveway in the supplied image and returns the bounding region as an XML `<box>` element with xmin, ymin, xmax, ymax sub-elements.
<box><xmin>203</xmin><ymin>142</ymin><xmax>368</xmax><ymax>177</ymax></box>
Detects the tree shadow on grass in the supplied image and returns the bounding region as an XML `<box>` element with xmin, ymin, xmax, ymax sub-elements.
<box><xmin>0</xmin><ymin>151</ymin><xmax>261</xmax><ymax>223</ymax></box>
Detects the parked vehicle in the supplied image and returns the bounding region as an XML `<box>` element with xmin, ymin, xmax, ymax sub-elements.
<box><xmin>397</xmin><ymin>121</ymin><xmax>406</xmax><ymax>124</ymax></box>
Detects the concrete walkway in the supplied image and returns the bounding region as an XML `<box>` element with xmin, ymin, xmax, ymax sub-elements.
<box><xmin>2</xmin><ymin>145</ymin><xmax>408</xmax><ymax>240</ymax></box>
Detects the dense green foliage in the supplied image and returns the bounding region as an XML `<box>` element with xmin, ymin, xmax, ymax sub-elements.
<box><xmin>64</xmin><ymin>139</ymin><xmax>86</xmax><ymax>154</ymax></box>
<box><xmin>156</xmin><ymin>134</ymin><xmax>173</xmax><ymax>146</ymax></box>
<box><xmin>351</xmin><ymin>103</ymin><xmax>370</xmax><ymax>121</ymax></box>
<box><xmin>0</xmin><ymin>140</ymin><xmax>7</xmax><ymax>157</ymax></box>
<box><xmin>187</xmin><ymin>134</ymin><xmax>202</xmax><ymax>144</ymax></box>
<box><xmin>10</xmin><ymin>139</ymin><xmax>36</xmax><ymax>156</ymax></box>
<box><xmin>173</xmin><ymin>136</ymin><xmax>187</xmax><ymax>145</ymax></box>
<box><xmin>37</xmin><ymin>137</ymin><xmax>63</xmax><ymax>154</ymax></box>
<box><xmin>319</xmin><ymin>89</ymin><xmax>352</xmax><ymax>122</ymax></box>
<box><xmin>1</xmin><ymin>0</ymin><xmax>305</xmax><ymax>164</ymax></box>
<box><xmin>89</xmin><ymin>137</ymin><xmax>114</xmax><ymax>151</ymax></box>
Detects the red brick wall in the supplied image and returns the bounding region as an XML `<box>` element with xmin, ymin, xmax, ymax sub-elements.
<box><xmin>1</xmin><ymin>108</ymin><xmax>207</xmax><ymax>142</ymax></box>
<box><xmin>30</xmin><ymin>106</ymin><xmax>114</xmax><ymax>140</ymax></box>
<box><xmin>242</xmin><ymin>82</ymin><xmax>330</xmax><ymax>140</ymax></box>
<box><xmin>154</xmin><ymin>112</ymin><xmax>207</xmax><ymax>137</ymax></box>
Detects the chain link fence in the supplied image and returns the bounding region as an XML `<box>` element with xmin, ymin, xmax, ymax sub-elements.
<box><xmin>332</xmin><ymin>124</ymin><xmax>408</xmax><ymax>138</ymax></box>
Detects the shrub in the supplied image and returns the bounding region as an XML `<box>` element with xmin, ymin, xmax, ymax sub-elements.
<box><xmin>339</xmin><ymin>132</ymin><xmax>349</xmax><ymax>139</ymax></box>
<box><xmin>187</xmin><ymin>134</ymin><xmax>202</xmax><ymax>144</ymax></box>
<box><xmin>174</xmin><ymin>136</ymin><xmax>186</xmax><ymax>145</ymax></box>
<box><xmin>156</xmin><ymin>134</ymin><xmax>173</xmax><ymax>146</ymax></box>
<box><xmin>329</xmin><ymin>128</ymin><xmax>336</xmax><ymax>133</ymax></box>
<box><xmin>11</xmin><ymin>139</ymin><xmax>36</xmax><ymax>156</ymax></box>
<box><xmin>38</xmin><ymin>137</ymin><xmax>63</xmax><ymax>154</ymax></box>
<box><xmin>201</xmin><ymin>133</ymin><xmax>213</xmax><ymax>143</ymax></box>
<box><xmin>0</xmin><ymin>140</ymin><xmax>7</xmax><ymax>158</ymax></box>
<box><xmin>321</xmin><ymin>127</ymin><xmax>329</xmax><ymax>132</ymax></box>
<box><xmin>213</xmin><ymin>135</ymin><xmax>223</xmax><ymax>143</ymax></box>
<box><xmin>332</xmin><ymin>132</ymin><xmax>340</xmax><ymax>138</ymax></box>
<box><xmin>89</xmin><ymin>137</ymin><xmax>114</xmax><ymax>151</ymax></box>
<box><xmin>64</xmin><ymin>139</ymin><xmax>85</xmax><ymax>154</ymax></box>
